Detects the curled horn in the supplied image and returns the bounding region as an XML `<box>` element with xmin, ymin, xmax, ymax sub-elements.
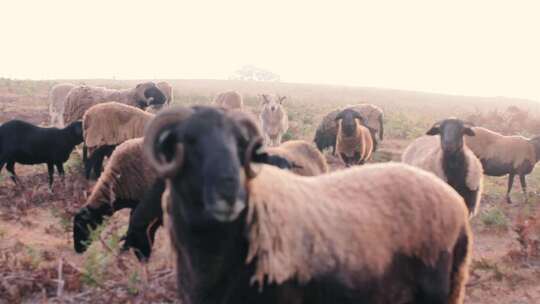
<box><xmin>244</xmin><ymin>136</ymin><xmax>264</xmax><ymax>179</ymax></box>
<box><xmin>143</xmin><ymin>106</ymin><xmax>195</xmax><ymax>178</ymax></box>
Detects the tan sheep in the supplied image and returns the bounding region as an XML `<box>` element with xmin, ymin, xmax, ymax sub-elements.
<box><xmin>335</xmin><ymin>108</ymin><xmax>374</xmax><ymax>166</ymax></box>
<box><xmin>265</xmin><ymin>140</ymin><xmax>328</xmax><ymax>176</ymax></box>
<box><xmin>213</xmin><ymin>90</ymin><xmax>243</xmax><ymax>109</ymax></box>
<box><xmin>314</xmin><ymin>104</ymin><xmax>383</xmax><ymax>153</ymax></box>
<box><xmin>63</xmin><ymin>82</ymin><xmax>166</xmax><ymax>125</ymax></box>
<box><xmin>259</xmin><ymin>94</ymin><xmax>289</xmax><ymax>147</ymax></box>
<box><xmin>465</xmin><ymin>126</ymin><xmax>540</xmax><ymax>204</ymax></box>
<box><xmin>402</xmin><ymin>118</ymin><xmax>483</xmax><ymax>216</ymax></box>
<box><xmin>48</xmin><ymin>83</ymin><xmax>76</xmax><ymax>127</ymax></box>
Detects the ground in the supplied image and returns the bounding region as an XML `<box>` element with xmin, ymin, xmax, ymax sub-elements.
<box><xmin>1</xmin><ymin>79</ymin><xmax>540</xmax><ymax>303</ymax></box>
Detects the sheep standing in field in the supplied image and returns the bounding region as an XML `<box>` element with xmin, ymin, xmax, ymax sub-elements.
<box><xmin>213</xmin><ymin>90</ymin><xmax>244</xmax><ymax>109</ymax></box>
<box><xmin>143</xmin><ymin>106</ymin><xmax>472</xmax><ymax>303</ymax></box>
<box><xmin>0</xmin><ymin>120</ymin><xmax>83</xmax><ymax>188</ymax></box>
<box><xmin>82</xmin><ymin>102</ymin><xmax>154</xmax><ymax>179</ymax></box>
<box><xmin>48</xmin><ymin>83</ymin><xmax>76</xmax><ymax>127</ymax></box>
<box><xmin>314</xmin><ymin>103</ymin><xmax>384</xmax><ymax>153</ymax></box>
<box><xmin>335</xmin><ymin>108</ymin><xmax>374</xmax><ymax>166</ymax></box>
<box><xmin>402</xmin><ymin>118</ymin><xmax>484</xmax><ymax>216</ymax></box>
<box><xmin>146</xmin><ymin>81</ymin><xmax>174</xmax><ymax>113</ymax></box>
<box><xmin>265</xmin><ymin>140</ymin><xmax>328</xmax><ymax>176</ymax></box>
<box><xmin>465</xmin><ymin>126</ymin><xmax>540</xmax><ymax>204</ymax></box>
<box><xmin>63</xmin><ymin>82</ymin><xmax>166</xmax><ymax>125</ymax></box>
<box><xmin>259</xmin><ymin>94</ymin><xmax>288</xmax><ymax>147</ymax></box>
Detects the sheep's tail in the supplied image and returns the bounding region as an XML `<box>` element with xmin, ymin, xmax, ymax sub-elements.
<box><xmin>448</xmin><ymin>228</ymin><xmax>471</xmax><ymax>304</ymax></box>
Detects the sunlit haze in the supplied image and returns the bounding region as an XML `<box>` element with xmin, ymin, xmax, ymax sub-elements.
<box><xmin>2</xmin><ymin>0</ymin><xmax>540</xmax><ymax>100</ymax></box>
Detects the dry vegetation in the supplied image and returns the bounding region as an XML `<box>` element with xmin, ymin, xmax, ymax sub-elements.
<box><xmin>1</xmin><ymin>78</ymin><xmax>540</xmax><ymax>303</ymax></box>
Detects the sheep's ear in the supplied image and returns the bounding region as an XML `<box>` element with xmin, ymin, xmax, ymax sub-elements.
<box><xmin>426</xmin><ymin>123</ymin><xmax>441</xmax><ymax>135</ymax></box>
<box><xmin>464</xmin><ymin>127</ymin><xmax>475</xmax><ymax>136</ymax></box>
<box><xmin>260</xmin><ymin>94</ymin><xmax>270</xmax><ymax>104</ymax></box>
<box><xmin>278</xmin><ymin>95</ymin><xmax>287</xmax><ymax>104</ymax></box>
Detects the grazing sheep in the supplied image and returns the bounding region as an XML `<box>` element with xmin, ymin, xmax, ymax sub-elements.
<box><xmin>335</xmin><ymin>108</ymin><xmax>374</xmax><ymax>166</ymax></box>
<box><xmin>213</xmin><ymin>90</ymin><xmax>243</xmax><ymax>109</ymax></box>
<box><xmin>143</xmin><ymin>106</ymin><xmax>472</xmax><ymax>303</ymax></box>
<box><xmin>48</xmin><ymin>83</ymin><xmax>76</xmax><ymax>127</ymax></box>
<box><xmin>63</xmin><ymin>82</ymin><xmax>166</xmax><ymax>125</ymax></box>
<box><xmin>402</xmin><ymin>119</ymin><xmax>484</xmax><ymax>216</ymax></box>
<box><xmin>266</xmin><ymin>140</ymin><xmax>328</xmax><ymax>176</ymax></box>
<box><xmin>82</xmin><ymin>102</ymin><xmax>154</xmax><ymax>178</ymax></box>
<box><xmin>259</xmin><ymin>94</ymin><xmax>289</xmax><ymax>147</ymax></box>
<box><xmin>0</xmin><ymin>120</ymin><xmax>83</xmax><ymax>188</ymax></box>
<box><xmin>465</xmin><ymin>126</ymin><xmax>540</xmax><ymax>204</ymax></box>
<box><xmin>314</xmin><ymin>104</ymin><xmax>384</xmax><ymax>153</ymax></box>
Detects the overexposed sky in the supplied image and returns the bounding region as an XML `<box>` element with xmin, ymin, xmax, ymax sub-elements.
<box><xmin>1</xmin><ymin>0</ymin><xmax>539</xmax><ymax>100</ymax></box>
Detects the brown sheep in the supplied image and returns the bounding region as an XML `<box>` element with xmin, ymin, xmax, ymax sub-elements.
<box><xmin>465</xmin><ymin>126</ymin><xmax>540</xmax><ymax>204</ymax></box>
<box><xmin>335</xmin><ymin>108</ymin><xmax>374</xmax><ymax>166</ymax></box>
<box><xmin>144</xmin><ymin>106</ymin><xmax>472</xmax><ymax>303</ymax></box>
<box><xmin>259</xmin><ymin>94</ymin><xmax>289</xmax><ymax>147</ymax></box>
<box><xmin>213</xmin><ymin>90</ymin><xmax>244</xmax><ymax>109</ymax></box>
<box><xmin>402</xmin><ymin>118</ymin><xmax>484</xmax><ymax>216</ymax></box>
<box><xmin>63</xmin><ymin>82</ymin><xmax>166</xmax><ymax>125</ymax></box>
<box><xmin>314</xmin><ymin>104</ymin><xmax>383</xmax><ymax>154</ymax></box>
<box><xmin>265</xmin><ymin>140</ymin><xmax>328</xmax><ymax>176</ymax></box>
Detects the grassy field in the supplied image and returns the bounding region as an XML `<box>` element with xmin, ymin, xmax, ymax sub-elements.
<box><xmin>1</xmin><ymin>78</ymin><xmax>540</xmax><ymax>303</ymax></box>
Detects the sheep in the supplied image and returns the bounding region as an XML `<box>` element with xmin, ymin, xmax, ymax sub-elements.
<box><xmin>0</xmin><ymin>120</ymin><xmax>83</xmax><ymax>188</ymax></box>
<box><xmin>82</xmin><ymin>102</ymin><xmax>154</xmax><ymax>179</ymax></box>
<box><xmin>122</xmin><ymin>107</ymin><xmax>296</xmax><ymax>261</ymax></box>
<box><xmin>48</xmin><ymin>83</ymin><xmax>76</xmax><ymax>127</ymax></box>
<box><xmin>156</xmin><ymin>81</ymin><xmax>174</xmax><ymax>105</ymax></box>
<box><xmin>314</xmin><ymin>104</ymin><xmax>383</xmax><ymax>153</ymax></box>
<box><xmin>265</xmin><ymin>140</ymin><xmax>328</xmax><ymax>176</ymax></box>
<box><xmin>213</xmin><ymin>90</ymin><xmax>244</xmax><ymax>109</ymax></box>
<box><xmin>335</xmin><ymin>108</ymin><xmax>374</xmax><ymax>166</ymax></box>
<box><xmin>143</xmin><ymin>106</ymin><xmax>472</xmax><ymax>303</ymax></box>
<box><xmin>62</xmin><ymin>82</ymin><xmax>166</xmax><ymax>125</ymax></box>
<box><xmin>464</xmin><ymin>126</ymin><xmax>540</xmax><ymax>204</ymax></box>
<box><xmin>402</xmin><ymin>118</ymin><xmax>484</xmax><ymax>216</ymax></box>
<box><xmin>259</xmin><ymin>94</ymin><xmax>289</xmax><ymax>147</ymax></box>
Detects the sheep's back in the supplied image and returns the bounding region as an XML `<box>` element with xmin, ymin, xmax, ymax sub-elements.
<box><xmin>266</xmin><ymin>140</ymin><xmax>328</xmax><ymax>176</ymax></box>
<box><xmin>465</xmin><ymin>127</ymin><xmax>535</xmax><ymax>168</ymax></box>
<box><xmin>63</xmin><ymin>86</ymin><xmax>133</xmax><ymax>124</ymax></box>
<box><xmin>247</xmin><ymin>163</ymin><xmax>469</xmax><ymax>287</ymax></box>
<box><xmin>83</xmin><ymin>102</ymin><xmax>154</xmax><ymax>150</ymax></box>
<box><xmin>402</xmin><ymin>135</ymin><xmax>446</xmax><ymax>181</ymax></box>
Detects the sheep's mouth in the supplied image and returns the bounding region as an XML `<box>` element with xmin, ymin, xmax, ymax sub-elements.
<box><xmin>207</xmin><ymin>199</ymin><xmax>246</xmax><ymax>222</ymax></box>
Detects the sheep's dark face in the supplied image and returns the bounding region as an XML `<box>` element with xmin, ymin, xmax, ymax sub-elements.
<box><xmin>146</xmin><ymin>108</ymin><xmax>261</xmax><ymax>225</ymax></box>
<box><xmin>427</xmin><ymin>118</ymin><xmax>475</xmax><ymax>154</ymax></box>
<box><xmin>336</xmin><ymin>109</ymin><xmax>364</xmax><ymax>137</ymax></box>
<box><xmin>144</xmin><ymin>86</ymin><xmax>166</xmax><ymax>107</ymax></box>
<box><xmin>73</xmin><ymin>204</ymin><xmax>113</xmax><ymax>253</ymax></box>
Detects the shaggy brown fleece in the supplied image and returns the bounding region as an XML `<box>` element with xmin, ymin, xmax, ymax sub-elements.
<box><xmin>213</xmin><ymin>91</ymin><xmax>244</xmax><ymax>109</ymax></box>
<box><xmin>83</xmin><ymin>102</ymin><xmax>154</xmax><ymax>155</ymax></box>
<box><xmin>266</xmin><ymin>140</ymin><xmax>328</xmax><ymax>176</ymax></box>
<box><xmin>246</xmin><ymin>163</ymin><xmax>471</xmax><ymax>303</ymax></box>
<box><xmin>336</xmin><ymin>119</ymin><xmax>373</xmax><ymax>164</ymax></box>
<box><xmin>86</xmin><ymin>138</ymin><xmax>157</xmax><ymax>209</ymax></box>
<box><xmin>465</xmin><ymin>126</ymin><xmax>536</xmax><ymax>168</ymax></box>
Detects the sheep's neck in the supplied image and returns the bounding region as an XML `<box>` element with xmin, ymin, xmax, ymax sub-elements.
<box><xmin>442</xmin><ymin>149</ymin><xmax>467</xmax><ymax>188</ymax></box>
<box><xmin>171</xmin><ymin>188</ymin><xmax>251</xmax><ymax>304</ymax></box>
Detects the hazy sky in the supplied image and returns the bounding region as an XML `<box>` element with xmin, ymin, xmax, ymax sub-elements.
<box><xmin>2</xmin><ymin>0</ymin><xmax>539</xmax><ymax>100</ymax></box>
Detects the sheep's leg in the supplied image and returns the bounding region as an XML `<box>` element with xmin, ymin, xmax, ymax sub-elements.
<box><xmin>94</xmin><ymin>154</ymin><xmax>105</xmax><ymax>179</ymax></box>
<box><xmin>47</xmin><ymin>162</ymin><xmax>55</xmax><ymax>191</ymax></box>
<box><xmin>506</xmin><ymin>173</ymin><xmax>515</xmax><ymax>204</ymax></box>
<box><xmin>519</xmin><ymin>174</ymin><xmax>528</xmax><ymax>202</ymax></box>
<box><xmin>6</xmin><ymin>162</ymin><xmax>20</xmax><ymax>186</ymax></box>
<box><xmin>0</xmin><ymin>160</ymin><xmax>5</xmax><ymax>178</ymax></box>
<box><xmin>84</xmin><ymin>155</ymin><xmax>94</xmax><ymax>180</ymax></box>
<box><xmin>56</xmin><ymin>163</ymin><xmax>65</xmax><ymax>183</ymax></box>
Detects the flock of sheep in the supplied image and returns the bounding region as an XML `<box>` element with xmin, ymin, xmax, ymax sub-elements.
<box><xmin>1</xmin><ymin>80</ymin><xmax>540</xmax><ymax>303</ymax></box>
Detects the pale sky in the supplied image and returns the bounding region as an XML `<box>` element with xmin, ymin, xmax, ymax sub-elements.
<box><xmin>1</xmin><ymin>0</ymin><xmax>539</xmax><ymax>100</ymax></box>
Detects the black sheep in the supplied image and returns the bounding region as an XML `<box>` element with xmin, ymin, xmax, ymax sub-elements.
<box><xmin>0</xmin><ymin>120</ymin><xmax>83</xmax><ymax>188</ymax></box>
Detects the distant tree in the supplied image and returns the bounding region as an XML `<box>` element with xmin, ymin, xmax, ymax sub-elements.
<box><xmin>230</xmin><ymin>65</ymin><xmax>280</xmax><ymax>82</ymax></box>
